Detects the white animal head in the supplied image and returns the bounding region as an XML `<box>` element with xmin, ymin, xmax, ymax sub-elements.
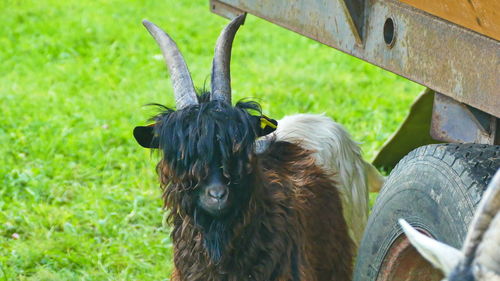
<box><xmin>399</xmin><ymin>168</ymin><xmax>500</xmax><ymax>281</ymax></box>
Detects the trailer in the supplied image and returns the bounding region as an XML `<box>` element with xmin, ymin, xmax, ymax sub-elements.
<box><xmin>210</xmin><ymin>1</ymin><xmax>499</xmax><ymax>280</ymax></box>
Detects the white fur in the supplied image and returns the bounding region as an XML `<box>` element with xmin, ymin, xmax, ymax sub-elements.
<box><xmin>265</xmin><ymin>113</ymin><xmax>384</xmax><ymax>247</ymax></box>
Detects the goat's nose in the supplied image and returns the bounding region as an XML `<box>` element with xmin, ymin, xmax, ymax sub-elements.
<box><xmin>207</xmin><ymin>186</ymin><xmax>227</xmax><ymax>200</ymax></box>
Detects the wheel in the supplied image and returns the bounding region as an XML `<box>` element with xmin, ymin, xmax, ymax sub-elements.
<box><xmin>353</xmin><ymin>143</ymin><xmax>500</xmax><ymax>281</ymax></box>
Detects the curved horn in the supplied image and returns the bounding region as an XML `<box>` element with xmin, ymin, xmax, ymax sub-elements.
<box><xmin>210</xmin><ymin>14</ymin><xmax>246</xmax><ymax>103</ymax></box>
<box><xmin>399</xmin><ymin>219</ymin><xmax>463</xmax><ymax>275</ymax></box>
<box><xmin>466</xmin><ymin>169</ymin><xmax>500</xmax><ymax>275</ymax></box>
<box><xmin>143</xmin><ymin>20</ymin><xmax>198</xmax><ymax>109</ymax></box>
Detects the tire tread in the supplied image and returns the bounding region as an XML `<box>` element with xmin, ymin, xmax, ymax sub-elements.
<box><xmin>355</xmin><ymin>143</ymin><xmax>500</xmax><ymax>281</ymax></box>
<box><xmin>391</xmin><ymin>144</ymin><xmax>500</xmax><ymax>196</ymax></box>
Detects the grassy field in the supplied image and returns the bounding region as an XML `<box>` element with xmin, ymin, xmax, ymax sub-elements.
<box><xmin>0</xmin><ymin>0</ymin><xmax>423</xmax><ymax>279</ymax></box>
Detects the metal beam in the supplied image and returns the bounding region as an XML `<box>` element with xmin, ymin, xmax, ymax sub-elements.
<box><xmin>210</xmin><ymin>0</ymin><xmax>500</xmax><ymax>118</ymax></box>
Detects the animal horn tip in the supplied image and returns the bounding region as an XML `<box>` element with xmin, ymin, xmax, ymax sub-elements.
<box><xmin>399</xmin><ymin>219</ymin><xmax>426</xmax><ymax>243</ymax></box>
<box><xmin>399</xmin><ymin>219</ymin><xmax>412</xmax><ymax>232</ymax></box>
<box><xmin>142</xmin><ymin>19</ymin><xmax>156</xmax><ymax>30</ymax></box>
<box><xmin>236</xmin><ymin>13</ymin><xmax>247</xmax><ymax>25</ymax></box>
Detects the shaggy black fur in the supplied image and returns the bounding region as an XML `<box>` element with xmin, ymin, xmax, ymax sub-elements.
<box><xmin>152</xmin><ymin>92</ymin><xmax>260</xmax><ymax>179</ymax></box>
<box><xmin>152</xmin><ymin>92</ymin><xmax>263</xmax><ymax>261</ymax></box>
<box><xmin>146</xmin><ymin>92</ymin><xmax>353</xmax><ymax>280</ymax></box>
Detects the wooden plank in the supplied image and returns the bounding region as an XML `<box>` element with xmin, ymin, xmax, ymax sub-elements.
<box><xmin>399</xmin><ymin>0</ymin><xmax>500</xmax><ymax>41</ymax></box>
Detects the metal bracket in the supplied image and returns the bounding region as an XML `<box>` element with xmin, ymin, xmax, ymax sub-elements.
<box><xmin>339</xmin><ymin>0</ymin><xmax>366</xmax><ymax>44</ymax></box>
<box><xmin>431</xmin><ymin>93</ymin><xmax>498</xmax><ymax>144</ymax></box>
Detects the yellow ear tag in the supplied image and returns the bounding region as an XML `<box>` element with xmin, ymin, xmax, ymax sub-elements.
<box><xmin>260</xmin><ymin>117</ymin><xmax>277</xmax><ymax>129</ymax></box>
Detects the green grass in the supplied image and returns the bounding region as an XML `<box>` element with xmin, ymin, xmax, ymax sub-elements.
<box><xmin>0</xmin><ymin>0</ymin><xmax>423</xmax><ymax>279</ymax></box>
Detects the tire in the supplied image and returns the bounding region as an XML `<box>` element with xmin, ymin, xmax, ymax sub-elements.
<box><xmin>353</xmin><ymin>143</ymin><xmax>500</xmax><ymax>281</ymax></box>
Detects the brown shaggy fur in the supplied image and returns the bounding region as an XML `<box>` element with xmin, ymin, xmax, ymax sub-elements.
<box><xmin>159</xmin><ymin>141</ymin><xmax>353</xmax><ymax>281</ymax></box>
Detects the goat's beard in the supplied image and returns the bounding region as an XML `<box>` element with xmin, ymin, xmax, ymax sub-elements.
<box><xmin>191</xmin><ymin>180</ymin><xmax>253</xmax><ymax>263</ymax></box>
<box><xmin>193</xmin><ymin>207</ymin><xmax>235</xmax><ymax>262</ymax></box>
<box><xmin>161</xmin><ymin>161</ymin><xmax>256</xmax><ymax>264</ymax></box>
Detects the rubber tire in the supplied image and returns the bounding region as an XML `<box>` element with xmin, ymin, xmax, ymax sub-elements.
<box><xmin>353</xmin><ymin>143</ymin><xmax>500</xmax><ymax>281</ymax></box>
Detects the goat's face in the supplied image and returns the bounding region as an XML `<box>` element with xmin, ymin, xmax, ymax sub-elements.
<box><xmin>197</xmin><ymin>158</ymin><xmax>231</xmax><ymax>216</ymax></box>
<box><xmin>154</xmin><ymin>98</ymin><xmax>261</xmax><ymax>220</ymax></box>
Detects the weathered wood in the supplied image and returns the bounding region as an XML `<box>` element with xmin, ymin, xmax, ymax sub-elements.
<box><xmin>399</xmin><ymin>0</ymin><xmax>500</xmax><ymax>41</ymax></box>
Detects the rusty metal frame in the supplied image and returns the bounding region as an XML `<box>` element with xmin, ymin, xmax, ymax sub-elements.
<box><xmin>431</xmin><ymin>93</ymin><xmax>498</xmax><ymax>144</ymax></box>
<box><xmin>210</xmin><ymin>0</ymin><xmax>500</xmax><ymax>118</ymax></box>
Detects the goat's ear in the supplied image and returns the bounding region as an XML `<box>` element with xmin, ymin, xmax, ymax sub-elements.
<box><xmin>133</xmin><ymin>125</ymin><xmax>159</xmax><ymax>148</ymax></box>
<box><xmin>399</xmin><ymin>219</ymin><xmax>463</xmax><ymax>275</ymax></box>
<box><xmin>252</xmin><ymin>115</ymin><xmax>277</xmax><ymax>137</ymax></box>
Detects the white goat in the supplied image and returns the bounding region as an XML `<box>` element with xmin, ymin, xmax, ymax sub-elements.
<box><xmin>400</xmin><ymin>168</ymin><xmax>500</xmax><ymax>281</ymax></box>
<box><xmin>267</xmin><ymin>113</ymin><xmax>385</xmax><ymax>247</ymax></box>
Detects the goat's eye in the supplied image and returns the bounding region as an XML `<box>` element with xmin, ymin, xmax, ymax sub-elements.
<box><xmin>181</xmin><ymin>178</ymin><xmax>198</xmax><ymax>190</ymax></box>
